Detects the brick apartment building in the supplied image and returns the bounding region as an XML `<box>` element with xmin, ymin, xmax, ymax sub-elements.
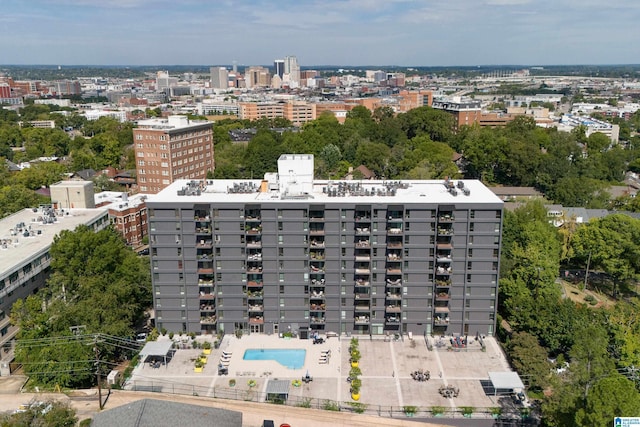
<box><xmin>133</xmin><ymin>116</ymin><xmax>214</xmax><ymax>194</ymax></box>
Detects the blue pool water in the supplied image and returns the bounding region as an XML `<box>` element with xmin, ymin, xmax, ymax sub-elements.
<box><xmin>243</xmin><ymin>349</ymin><xmax>306</xmax><ymax>369</ymax></box>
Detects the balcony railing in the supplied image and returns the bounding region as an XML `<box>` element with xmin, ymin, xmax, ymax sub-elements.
<box><xmin>385</xmin><ymin>305</ymin><xmax>402</xmax><ymax>313</ymax></box>
<box><xmin>434</xmin><ymin>316</ymin><xmax>450</xmax><ymax>325</ymax></box>
<box><xmin>199</xmin><ymin>292</ymin><xmax>215</xmax><ymax>300</ymax></box>
<box><xmin>247</xmin><ymin>240</ymin><xmax>262</xmax><ymax>248</ymax></box>
<box><xmin>247</xmin><ymin>281</ymin><xmax>263</xmax><ymax>288</ymax></box>
<box><xmin>386</xmin><ymin>293</ymin><xmax>401</xmax><ymax>300</ymax></box>
<box><xmin>355</xmin><ymin>227</ymin><xmax>370</xmax><ymax>235</ymax></box>
<box><xmin>385</xmin><ymin>316</ymin><xmax>401</xmax><ymax>324</ymax></box>
<box><xmin>249</xmin><ymin>317</ymin><xmax>264</xmax><ymax>324</ymax></box>
<box><xmin>248</xmin><ymin>305</ymin><xmax>264</xmax><ymax>312</ymax></box>
<box><xmin>355</xmin><ymin>292</ymin><xmax>370</xmax><ymax>300</ymax></box>
<box><xmin>386</xmin><ymin>278</ymin><xmax>402</xmax><ymax>286</ymax></box>
<box><xmin>310</xmin><ymin>304</ymin><xmax>326</xmax><ymax>311</ymax></box>
<box><xmin>200</xmin><ymin>316</ymin><xmax>217</xmax><ymax>325</ymax></box>
<box><xmin>196</xmin><ymin>240</ymin><xmax>213</xmax><ymax>248</ymax></box>
<box><xmin>310</xmin><ymin>240</ymin><xmax>325</xmax><ymax>248</ymax></box>
<box><xmin>438</xmin><ymin>214</ymin><xmax>454</xmax><ymax>222</ymax></box>
<box><xmin>355</xmin><ymin>240</ymin><xmax>370</xmax><ymax>248</ymax></box>
<box><xmin>200</xmin><ymin>304</ymin><xmax>216</xmax><ymax>312</ymax></box>
<box><xmin>387</xmin><ymin>228</ymin><xmax>403</xmax><ymax>235</ymax></box>
<box><xmin>310</xmin><ymin>317</ymin><xmax>325</xmax><ymax>324</ymax></box>
<box><xmin>354</xmin><ymin>316</ymin><xmax>370</xmax><ymax>324</ymax></box>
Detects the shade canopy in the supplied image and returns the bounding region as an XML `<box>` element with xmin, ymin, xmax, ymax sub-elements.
<box><xmin>488</xmin><ymin>371</ymin><xmax>525</xmax><ymax>391</ymax></box>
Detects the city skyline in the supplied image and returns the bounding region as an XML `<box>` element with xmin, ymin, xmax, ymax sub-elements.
<box><xmin>1</xmin><ymin>0</ymin><xmax>639</xmax><ymax>67</ymax></box>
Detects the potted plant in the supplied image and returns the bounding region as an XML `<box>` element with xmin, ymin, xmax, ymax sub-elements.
<box><xmin>350</xmin><ymin>348</ymin><xmax>361</xmax><ymax>368</ymax></box>
<box><xmin>349</xmin><ymin>366</ymin><xmax>362</xmax><ymax>378</ymax></box>
<box><xmin>228</xmin><ymin>379</ymin><xmax>236</xmax><ymax>387</ymax></box>
<box><xmin>403</xmin><ymin>405</ymin><xmax>417</xmax><ymax>417</ymax></box>
<box><xmin>490</xmin><ymin>407</ymin><xmax>502</xmax><ymax>419</ymax></box>
<box><xmin>194</xmin><ymin>359</ymin><xmax>204</xmax><ymax>373</ymax></box>
<box><xmin>199</xmin><ymin>353</ymin><xmax>208</xmax><ymax>364</ymax></box>
<box><xmin>461</xmin><ymin>406</ymin><xmax>474</xmax><ymax>418</ymax></box>
<box><xmin>202</xmin><ymin>341</ymin><xmax>212</xmax><ymax>355</ymax></box>
<box><xmin>350</xmin><ymin>378</ymin><xmax>361</xmax><ymax>401</ymax></box>
<box><xmin>247</xmin><ymin>379</ymin><xmax>257</xmax><ymax>388</ymax></box>
<box><xmin>431</xmin><ymin>406</ymin><xmax>445</xmax><ymax>417</ymax></box>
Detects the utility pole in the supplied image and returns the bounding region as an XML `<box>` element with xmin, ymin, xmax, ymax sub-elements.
<box><xmin>583</xmin><ymin>251</ymin><xmax>591</xmax><ymax>291</ymax></box>
<box><xmin>93</xmin><ymin>335</ymin><xmax>104</xmax><ymax>410</ymax></box>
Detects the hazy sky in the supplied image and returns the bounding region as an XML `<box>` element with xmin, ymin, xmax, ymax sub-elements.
<box><xmin>2</xmin><ymin>0</ymin><xmax>639</xmax><ymax>66</ymax></box>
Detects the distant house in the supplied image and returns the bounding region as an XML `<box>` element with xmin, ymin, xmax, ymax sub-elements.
<box><xmin>354</xmin><ymin>165</ymin><xmax>375</xmax><ymax>180</ymax></box>
<box><xmin>72</xmin><ymin>168</ymin><xmax>97</xmax><ymax>181</ymax></box>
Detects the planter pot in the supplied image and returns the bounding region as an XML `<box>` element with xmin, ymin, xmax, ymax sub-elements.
<box><xmin>463</xmin><ymin>413</ymin><xmax>473</xmax><ymax>418</ymax></box>
<box><xmin>202</xmin><ymin>348</ymin><xmax>211</xmax><ymax>355</ymax></box>
<box><xmin>351</xmin><ymin>361</ymin><xmax>359</xmax><ymax>368</ymax></box>
<box><xmin>351</xmin><ymin>392</ymin><xmax>360</xmax><ymax>401</ymax></box>
<box><xmin>194</xmin><ymin>366</ymin><xmax>203</xmax><ymax>373</ymax></box>
<box><xmin>199</xmin><ymin>356</ymin><xmax>208</xmax><ymax>364</ymax></box>
<box><xmin>405</xmin><ymin>413</ymin><xmax>415</xmax><ymax>417</ymax></box>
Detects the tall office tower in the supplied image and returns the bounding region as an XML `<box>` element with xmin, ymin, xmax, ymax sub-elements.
<box><xmin>155</xmin><ymin>71</ymin><xmax>177</xmax><ymax>92</ymax></box>
<box><xmin>147</xmin><ymin>155</ymin><xmax>503</xmax><ymax>337</ymax></box>
<box><xmin>274</xmin><ymin>59</ymin><xmax>285</xmax><ymax>79</ymax></box>
<box><xmin>244</xmin><ymin>66</ymin><xmax>271</xmax><ymax>88</ymax></box>
<box><xmin>283</xmin><ymin>56</ymin><xmax>300</xmax><ymax>85</ymax></box>
<box><xmin>210</xmin><ymin>67</ymin><xmax>229</xmax><ymax>89</ymax></box>
<box><xmin>133</xmin><ymin>116</ymin><xmax>214</xmax><ymax>194</ymax></box>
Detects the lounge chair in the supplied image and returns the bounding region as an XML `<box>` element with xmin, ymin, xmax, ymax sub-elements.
<box><xmin>219</xmin><ymin>360</ymin><xmax>230</xmax><ymax>366</ymax></box>
<box><xmin>222</xmin><ymin>351</ymin><xmax>233</xmax><ymax>357</ymax></box>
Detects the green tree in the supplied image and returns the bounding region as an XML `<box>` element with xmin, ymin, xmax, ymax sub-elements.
<box><xmin>575</xmin><ymin>374</ymin><xmax>640</xmax><ymax>426</ymax></box>
<box><xmin>0</xmin><ymin>399</ymin><xmax>78</xmax><ymax>427</ymax></box>
<box><xmin>507</xmin><ymin>331</ymin><xmax>551</xmax><ymax>390</ymax></box>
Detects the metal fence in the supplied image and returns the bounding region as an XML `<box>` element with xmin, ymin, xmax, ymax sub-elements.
<box><xmin>124</xmin><ymin>380</ymin><xmax>534</xmax><ymax>421</ymax></box>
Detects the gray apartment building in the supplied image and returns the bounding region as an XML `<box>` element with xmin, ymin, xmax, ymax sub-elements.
<box><xmin>0</xmin><ymin>205</ymin><xmax>109</xmax><ymax>370</ymax></box>
<box><xmin>146</xmin><ymin>155</ymin><xmax>503</xmax><ymax>338</ymax></box>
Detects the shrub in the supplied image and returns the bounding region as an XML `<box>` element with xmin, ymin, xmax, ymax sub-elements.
<box><xmin>349</xmin><ymin>366</ymin><xmax>362</xmax><ymax>378</ymax></box>
<box><xmin>403</xmin><ymin>405</ymin><xmax>417</xmax><ymax>415</ymax></box>
<box><xmin>461</xmin><ymin>406</ymin><xmax>474</xmax><ymax>417</ymax></box>
<box><xmin>203</xmin><ymin>341</ymin><xmax>211</xmax><ymax>350</ymax></box>
<box><xmin>350</xmin><ymin>402</ymin><xmax>367</xmax><ymax>414</ymax></box>
<box><xmin>168</xmin><ymin>332</ymin><xmax>174</xmax><ymax>340</ymax></box>
<box><xmin>160</xmin><ymin>327</ymin><xmax>167</xmax><ymax>336</ymax></box>
<box><xmin>228</xmin><ymin>379</ymin><xmax>236</xmax><ymax>387</ymax></box>
<box><xmin>296</xmin><ymin>398</ymin><xmax>312</xmax><ymax>408</ymax></box>
<box><xmin>322</xmin><ymin>400</ymin><xmax>340</xmax><ymax>411</ymax></box>
<box><xmin>584</xmin><ymin>294</ymin><xmax>597</xmax><ymax>305</ymax></box>
<box><xmin>431</xmin><ymin>405</ymin><xmax>445</xmax><ymax>416</ymax></box>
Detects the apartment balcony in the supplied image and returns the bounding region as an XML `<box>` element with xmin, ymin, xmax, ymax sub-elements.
<box><xmin>354</xmin><ymin>279</ymin><xmax>370</xmax><ymax>287</ymax></box>
<box><xmin>434</xmin><ymin>306</ymin><xmax>450</xmax><ymax>315</ymax></box>
<box><xmin>434</xmin><ymin>315</ymin><xmax>450</xmax><ymax>325</ymax></box>
<box><xmin>310</xmin><ymin>316</ymin><xmax>326</xmax><ymax>324</ymax></box>
<box><xmin>310</xmin><ymin>289</ymin><xmax>326</xmax><ymax>299</ymax></box>
<box><xmin>196</xmin><ymin>227</ymin><xmax>212</xmax><ymax>234</ymax></box>
<box><xmin>244</xmin><ymin>214</ymin><xmax>261</xmax><ymax>221</ymax></box>
<box><xmin>354</xmin><ymin>291</ymin><xmax>371</xmax><ymax>300</ymax></box>
<box><xmin>354</xmin><ymin>316</ymin><xmax>370</xmax><ymax>325</ymax></box>
<box><xmin>385</xmin><ymin>316</ymin><xmax>401</xmax><ymax>324</ymax></box>
<box><xmin>247</xmin><ymin>292</ymin><xmax>264</xmax><ymax>300</ymax></box>
<box><xmin>438</xmin><ymin>214</ymin><xmax>455</xmax><ymax>223</ymax></box>
<box><xmin>247</xmin><ymin>266</ymin><xmax>263</xmax><ymax>274</ymax></box>
<box><xmin>199</xmin><ymin>292</ymin><xmax>215</xmax><ymax>300</ymax></box>
<box><xmin>309</xmin><ymin>227</ymin><xmax>325</xmax><ymax>236</ymax></box>
<box><xmin>436</xmin><ymin>255</ymin><xmax>452</xmax><ymax>263</ymax></box>
<box><xmin>248</xmin><ymin>305</ymin><xmax>264</xmax><ymax>313</ymax></box>
<box><xmin>355</xmin><ymin>254</ymin><xmax>371</xmax><ymax>262</ymax></box>
<box><xmin>386</xmin><ymin>292</ymin><xmax>402</xmax><ymax>300</ymax></box>
<box><xmin>247</xmin><ymin>280</ymin><xmax>263</xmax><ymax>288</ymax></box>
<box><xmin>387</xmin><ymin>240</ymin><xmax>402</xmax><ymax>249</ymax></box>
<box><xmin>245</xmin><ymin>226</ymin><xmax>262</xmax><ymax>235</ymax></box>
<box><xmin>387</xmin><ymin>252</ymin><xmax>402</xmax><ymax>261</ymax></box>
<box><xmin>355</xmin><ymin>227</ymin><xmax>371</xmax><ymax>236</ymax></box>
<box><xmin>310</xmin><ymin>278</ymin><xmax>326</xmax><ymax>286</ymax></box>
<box><xmin>354</xmin><ymin>304</ymin><xmax>370</xmax><ymax>312</ymax></box>
<box><xmin>437</xmin><ymin>227</ymin><xmax>454</xmax><ymax>236</ymax></box>
<box><xmin>200</xmin><ymin>304</ymin><xmax>216</xmax><ymax>312</ymax></box>
<box><xmin>355</xmin><ymin>240</ymin><xmax>370</xmax><ymax>248</ymax></box>
<box><xmin>435</xmin><ymin>279</ymin><xmax>451</xmax><ymax>287</ymax></box>
<box><xmin>310</xmin><ymin>303</ymin><xmax>326</xmax><ymax>312</ymax></box>
<box><xmin>385</xmin><ymin>277</ymin><xmax>402</xmax><ymax>287</ymax></box>
<box><xmin>246</xmin><ymin>240</ymin><xmax>262</xmax><ymax>248</ymax></box>
<box><xmin>436</xmin><ymin>241</ymin><xmax>453</xmax><ymax>250</ymax></box>
<box><xmin>198</xmin><ymin>278</ymin><xmax>214</xmax><ymax>286</ymax></box>
<box><xmin>196</xmin><ymin>240</ymin><xmax>213</xmax><ymax>248</ymax></box>
<box><xmin>200</xmin><ymin>316</ymin><xmax>217</xmax><ymax>325</ymax></box>
<box><xmin>354</xmin><ymin>215</ymin><xmax>371</xmax><ymax>223</ymax></box>
<box><xmin>436</xmin><ymin>266</ymin><xmax>452</xmax><ymax>276</ymax></box>
<box><xmin>248</xmin><ymin>316</ymin><xmax>264</xmax><ymax>325</ymax></box>
<box><xmin>387</xmin><ymin>228</ymin><xmax>403</xmax><ymax>235</ymax></box>
<box><xmin>435</xmin><ymin>292</ymin><xmax>450</xmax><ymax>301</ymax></box>
<box><xmin>310</xmin><ymin>265</ymin><xmax>325</xmax><ymax>273</ymax></box>
<box><xmin>310</xmin><ymin>251</ymin><xmax>325</xmax><ymax>261</ymax></box>
<box><xmin>309</xmin><ymin>214</ymin><xmax>325</xmax><ymax>222</ymax></box>
<box><xmin>355</xmin><ymin>268</ymin><xmax>370</xmax><ymax>275</ymax></box>
<box><xmin>310</xmin><ymin>239</ymin><xmax>325</xmax><ymax>248</ymax></box>
<box><xmin>385</xmin><ymin>305</ymin><xmax>402</xmax><ymax>313</ymax></box>
<box><xmin>247</xmin><ymin>252</ymin><xmax>262</xmax><ymax>261</ymax></box>
<box><xmin>194</xmin><ymin>215</ymin><xmax>211</xmax><ymax>222</ymax></box>
<box><xmin>386</xmin><ymin>267</ymin><xmax>402</xmax><ymax>274</ymax></box>
<box><xmin>387</xmin><ymin>216</ymin><xmax>403</xmax><ymax>223</ymax></box>
<box><xmin>198</xmin><ymin>267</ymin><xmax>214</xmax><ymax>274</ymax></box>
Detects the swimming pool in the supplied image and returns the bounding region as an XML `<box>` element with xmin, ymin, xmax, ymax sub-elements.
<box><xmin>243</xmin><ymin>349</ymin><xmax>306</xmax><ymax>369</ymax></box>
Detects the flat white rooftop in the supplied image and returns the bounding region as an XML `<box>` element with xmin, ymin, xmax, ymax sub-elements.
<box><xmin>149</xmin><ymin>178</ymin><xmax>504</xmax><ymax>206</ymax></box>
<box><xmin>0</xmin><ymin>207</ymin><xmax>108</xmax><ymax>278</ymax></box>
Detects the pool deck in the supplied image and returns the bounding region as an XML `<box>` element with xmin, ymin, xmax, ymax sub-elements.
<box><xmin>127</xmin><ymin>332</ymin><xmax>514</xmax><ymax>414</ymax></box>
